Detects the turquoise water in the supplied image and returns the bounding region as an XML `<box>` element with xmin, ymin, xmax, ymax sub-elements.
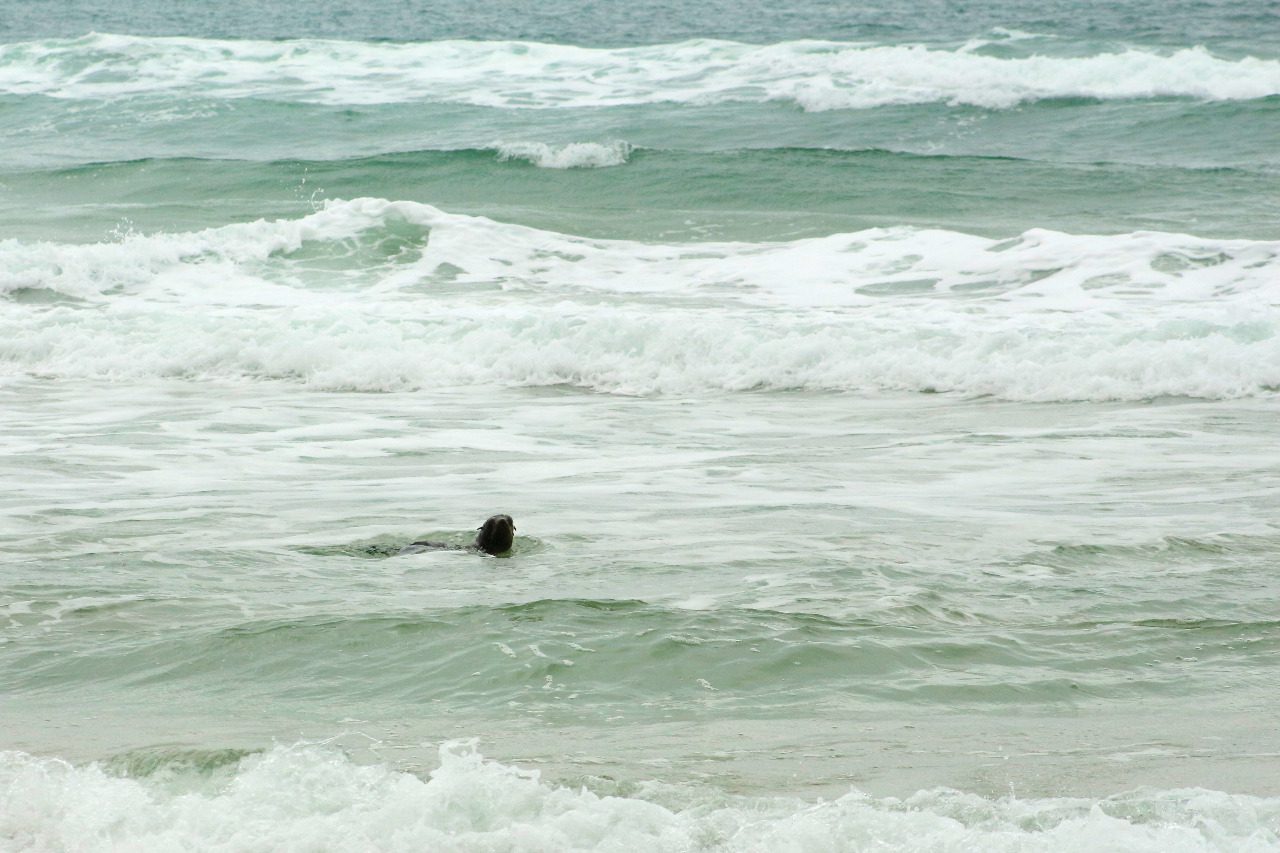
<box><xmin>2</xmin><ymin>1</ymin><xmax>1280</xmax><ymax>850</ymax></box>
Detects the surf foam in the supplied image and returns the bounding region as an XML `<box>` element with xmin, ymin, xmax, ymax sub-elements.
<box><xmin>494</xmin><ymin>141</ymin><xmax>632</xmax><ymax>168</ymax></box>
<box><xmin>2</xmin><ymin>34</ymin><xmax>1278</xmax><ymax>109</ymax></box>
<box><xmin>1</xmin><ymin>743</ymin><xmax>1276</xmax><ymax>852</ymax></box>
<box><xmin>2</xmin><ymin>199</ymin><xmax>1277</xmax><ymax>400</ymax></box>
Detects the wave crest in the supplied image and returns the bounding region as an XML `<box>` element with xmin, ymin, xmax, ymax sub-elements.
<box><xmin>2</xmin><ymin>199</ymin><xmax>1278</xmax><ymax>401</ymax></box>
<box><xmin>495</xmin><ymin>140</ymin><xmax>632</xmax><ymax>168</ymax></box>
<box><xmin>2</xmin><ymin>34</ymin><xmax>1278</xmax><ymax>109</ymax></box>
<box><xmin>2</xmin><ymin>742</ymin><xmax>1276</xmax><ymax>851</ymax></box>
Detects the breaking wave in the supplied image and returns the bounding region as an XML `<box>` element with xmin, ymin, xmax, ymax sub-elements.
<box><xmin>2</xmin><ymin>34</ymin><xmax>1279</xmax><ymax>109</ymax></box>
<box><xmin>1</xmin><ymin>199</ymin><xmax>1277</xmax><ymax>400</ymax></box>
<box><xmin>2</xmin><ymin>743</ymin><xmax>1277</xmax><ymax>852</ymax></box>
<box><xmin>495</xmin><ymin>140</ymin><xmax>633</xmax><ymax>168</ymax></box>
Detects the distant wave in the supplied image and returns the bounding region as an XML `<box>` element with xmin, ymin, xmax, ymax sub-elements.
<box><xmin>494</xmin><ymin>140</ymin><xmax>633</xmax><ymax>168</ymax></box>
<box><xmin>2</xmin><ymin>742</ymin><xmax>1277</xmax><ymax>851</ymax></box>
<box><xmin>2</xmin><ymin>199</ymin><xmax>1278</xmax><ymax>401</ymax></box>
<box><xmin>51</xmin><ymin>144</ymin><xmax>1277</xmax><ymax>170</ymax></box>
<box><xmin>2</xmin><ymin>33</ymin><xmax>1279</xmax><ymax>109</ymax></box>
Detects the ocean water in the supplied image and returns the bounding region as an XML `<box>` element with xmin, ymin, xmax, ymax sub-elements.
<box><xmin>2</xmin><ymin>0</ymin><xmax>1280</xmax><ymax>849</ymax></box>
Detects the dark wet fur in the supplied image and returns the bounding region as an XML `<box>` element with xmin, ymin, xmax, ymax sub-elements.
<box><xmin>474</xmin><ymin>514</ymin><xmax>516</xmax><ymax>554</ymax></box>
<box><xmin>403</xmin><ymin>514</ymin><xmax>516</xmax><ymax>556</ymax></box>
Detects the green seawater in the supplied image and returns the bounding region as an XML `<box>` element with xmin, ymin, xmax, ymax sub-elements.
<box><xmin>2</xmin><ymin>0</ymin><xmax>1280</xmax><ymax>846</ymax></box>
<box><xmin>3</xmin><ymin>382</ymin><xmax>1278</xmax><ymax>797</ymax></box>
<box><xmin>6</xmin><ymin>145</ymin><xmax>1280</xmax><ymax>244</ymax></box>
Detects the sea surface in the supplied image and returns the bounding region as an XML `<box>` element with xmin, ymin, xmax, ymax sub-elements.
<box><xmin>2</xmin><ymin>0</ymin><xmax>1280</xmax><ymax>849</ymax></box>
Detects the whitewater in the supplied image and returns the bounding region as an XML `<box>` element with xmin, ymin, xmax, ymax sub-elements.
<box><xmin>2</xmin><ymin>199</ymin><xmax>1279</xmax><ymax>399</ymax></box>
<box><xmin>4</xmin><ymin>33</ymin><xmax>1280</xmax><ymax>109</ymax></box>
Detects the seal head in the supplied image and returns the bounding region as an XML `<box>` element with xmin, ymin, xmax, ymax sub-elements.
<box><xmin>475</xmin><ymin>514</ymin><xmax>516</xmax><ymax>554</ymax></box>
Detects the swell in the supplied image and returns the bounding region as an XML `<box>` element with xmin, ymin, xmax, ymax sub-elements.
<box><xmin>4</xmin><ymin>147</ymin><xmax>1280</xmax><ymax>242</ymax></box>
<box><xmin>3</xmin><ymin>91</ymin><xmax>1275</xmax><ymax>178</ymax></box>
<box><xmin>24</xmin><ymin>143</ymin><xmax>1280</xmax><ymax>173</ymax></box>
<box><xmin>5</xmin><ymin>597</ymin><xmax>1278</xmax><ymax>711</ymax></box>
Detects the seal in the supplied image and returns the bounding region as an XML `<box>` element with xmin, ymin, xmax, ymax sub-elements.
<box><xmin>400</xmin><ymin>514</ymin><xmax>516</xmax><ymax>556</ymax></box>
<box><xmin>473</xmin><ymin>514</ymin><xmax>516</xmax><ymax>554</ymax></box>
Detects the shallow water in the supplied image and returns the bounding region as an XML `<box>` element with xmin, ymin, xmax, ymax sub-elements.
<box><xmin>4</xmin><ymin>384</ymin><xmax>1279</xmax><ymax>817</ymax></box>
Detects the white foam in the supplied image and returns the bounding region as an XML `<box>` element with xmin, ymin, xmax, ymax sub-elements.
<box><xmin>495</xmin><ymin>141</ymin><xmax>632</xmax><ymax>168</ymax></box>
<box><xmin>2</xmin><ymin>199</ymin><xmax>1278</xmax><ymax>401</ymax></box>
<box><xmin>1</xmin><ymin>743</ymin><xmax>1276</xmax><ymax>852</ymax></box>
<box><xmin>1</xmin><ymin>34</ymin><xmax>1277</xmax><ymax>109</ymax></box>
